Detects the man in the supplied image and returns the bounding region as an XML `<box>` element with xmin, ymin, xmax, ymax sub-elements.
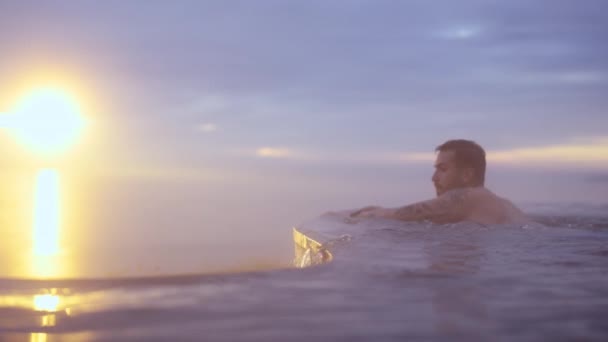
<box><xmin>350</xmin><ymin>139</ymin><xmax>528</xmax><ymax>225</ymax></box>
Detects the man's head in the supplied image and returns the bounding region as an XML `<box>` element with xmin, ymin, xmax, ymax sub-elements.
<box><xmin>432</xmin><ymin>139</ymin><xmax>486</xmax><ymax>196</ymax></box>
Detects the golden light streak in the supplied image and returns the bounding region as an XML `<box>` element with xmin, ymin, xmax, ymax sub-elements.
<box><xmin>488</xmin><ymin>143</ymin><xmax>608</xmax><ymax>164</ymax></box>
<box><xmin>397</xmin><ymin>139</ymin><xmax>608</xmax><ymax>167</ymax></box>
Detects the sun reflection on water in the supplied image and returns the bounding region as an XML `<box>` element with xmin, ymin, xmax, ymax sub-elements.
<box><xmin>31</xmin><ymin>169</ymin><xmax>63</xmax><ymax>278</ymax></box>
<box><xmin>30</xmin><ymin>292</ymin><xmax>60</xmax><ymax>342</ymax></box>
<box><xmin>33</xmin><ymin>169</ymin><xmax>61</xmax><ymax>257</ymax></box>
<box><xmin>30</xmin><ymin>333</ymin><xmax>48</xmax><ymax>342</ymax></box>
<box><xmin>33</xmin><ymin>294</ymin><xmax>60</xmax><ymax>312</ymax></box>
<box><xmin>27</xmin><ymin>170</ymin><xmax>67</xmax><ymax>339</ymax></box>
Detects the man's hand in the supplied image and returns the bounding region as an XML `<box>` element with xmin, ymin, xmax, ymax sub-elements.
<box><xmin>350</xmin><ymin>206</ymin><xmax>397</xmax><ymax>220</ymax></box>
<box><xmin>349</xmin><ymin>206</ymin><xmax>381</xmax><ymax>218</ymax></box>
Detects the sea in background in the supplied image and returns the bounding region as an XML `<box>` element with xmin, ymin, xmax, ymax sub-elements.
<box><xmin>1</xmin><ymin>198</ymin><xmax>607</xmax><ymax>341</ymax></box>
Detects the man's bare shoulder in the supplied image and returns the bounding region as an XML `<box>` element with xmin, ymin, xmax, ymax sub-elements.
<box><xmin>467</xmin><ymin>188</ymin><xmax>529</xmax><ymax>224</ymax></box>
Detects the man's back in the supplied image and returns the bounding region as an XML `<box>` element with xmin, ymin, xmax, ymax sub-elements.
<box><xmin>465</xmin><ymin>187</ymin><xmax>528</xmax><ymax>225</ymax></box>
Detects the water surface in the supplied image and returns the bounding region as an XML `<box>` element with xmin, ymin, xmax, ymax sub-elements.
<box><xmin>1</xmin><ymin>203</ymin><xmax>607</xmax><ymax>341</ymax></box>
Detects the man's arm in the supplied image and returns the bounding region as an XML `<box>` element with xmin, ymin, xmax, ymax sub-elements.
<box><xmin>351</xmin><ymin>188</ymin><xmax>473</xmax><ymax>223</ymax></box>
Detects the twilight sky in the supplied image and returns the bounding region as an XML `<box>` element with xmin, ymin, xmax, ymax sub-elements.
<box><xmin>0</xmin><ymin>1</ymin><xmax>607</xmax><ymax>261</ymax></box>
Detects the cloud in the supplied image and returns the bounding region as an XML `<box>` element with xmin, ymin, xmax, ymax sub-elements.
<box><xmin>489</xmin><ymin>140</ymin><xmax>608</xmax><ymax>165</ymax></box>
<box><xmin>256</xmin><ymin>147</ymin><xmax>291</xmax><ymax>159</ymax></box>
<box><xmin>555</xmin><ymin>71</ymin><xmax>607</xmax><ymax>84</ymax></box>
<box><xmin>251</xmin><ymin>147</ymin><xmax>382</xmax><ymax>163</ymax></box>
<box><xmin>474</xmin><ymin>69</ymin><xmax>608</xmax><ymax>86</ymax></box>
<box><xmin>436</xmin><ymin>26</ymin><xmax>481</xmax><ymax>40</ymax></box>
<box><xmin>196</xmin><ymin>123</ymin><xmax>218</xmax><ymax>133</ymax></box>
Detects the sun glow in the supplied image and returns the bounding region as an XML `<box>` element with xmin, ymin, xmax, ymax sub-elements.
<box><xmin>2</xmin><ymin>87</ymin><xmax>85</xmax><ymax>155</ymax></box>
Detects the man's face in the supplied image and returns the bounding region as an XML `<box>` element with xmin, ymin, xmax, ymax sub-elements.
<box><xmin>432</xmin><ymin>150</ymin><xmax>470</xmax><ymax>196</ymax></box>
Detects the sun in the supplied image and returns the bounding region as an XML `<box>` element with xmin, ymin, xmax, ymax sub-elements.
<box><xmin>2</xmin><ymin>87</ymin><xmax>85</xmax><ymax>155</ymax></box>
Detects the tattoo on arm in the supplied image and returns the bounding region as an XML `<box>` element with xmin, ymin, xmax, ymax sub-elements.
<box><xmin>392</xmin><ymin>188</ymin><xmax>472</xmax><ymax>223</ymax></box>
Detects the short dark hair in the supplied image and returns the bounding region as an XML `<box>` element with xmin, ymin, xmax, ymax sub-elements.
<box><xmin>435</xmin><ymin>139</ymin><xmax>486</xmax><ymax>186</ymax></box>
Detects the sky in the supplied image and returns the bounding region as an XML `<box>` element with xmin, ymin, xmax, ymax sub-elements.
<box><xmin>0</xmin><ymin>0</ymin><xmax>607</xmax><ymax>272</ymax></box>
